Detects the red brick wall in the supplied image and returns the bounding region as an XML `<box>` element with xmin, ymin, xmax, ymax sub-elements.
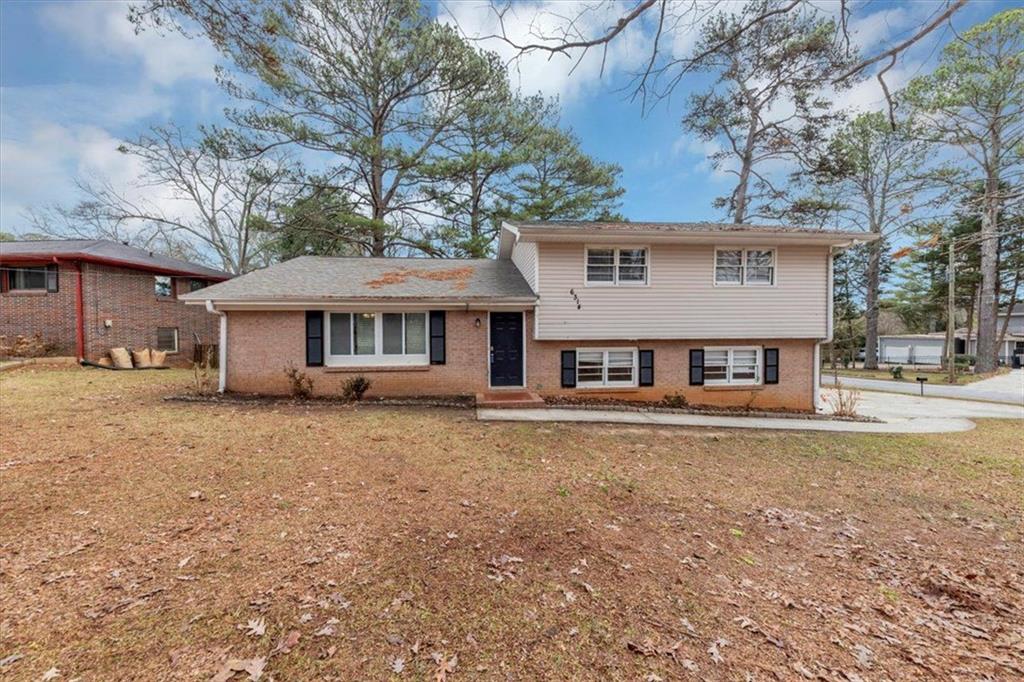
<box><xmin>82</xmin><ymin>263</ymin><xmax>219</xmax><ymax>364</ymax></box>
<box><xmin>0</xmin><ymin>261</ymin><xmax>219</xmax><ymax>365</ymax></box>
<box><xmin>224</xmin><ymin>309</ymin><xmax>818</xmax><ymax>410</ymax></box>
<box><xmin>0</xmin><ymin>263</ymin><xmax>78</xmax><ymax>355</ymax></box>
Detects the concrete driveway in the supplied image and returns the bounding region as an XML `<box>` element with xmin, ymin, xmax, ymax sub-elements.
<box><xmin>823</xmin><ymin>388</ymin><xmax>1024</xmax><ymax>421</ymax></box>
<box><xmin>824</xmin><ymin>368</ymin><xmax>1023</xmax><ymax>405</ymax></box>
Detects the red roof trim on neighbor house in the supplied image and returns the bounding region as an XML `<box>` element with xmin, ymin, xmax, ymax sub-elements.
<box><xmin>0</xmin><ymin>254</ymin><xmax>231</xmax><ymax>281</ymax></box>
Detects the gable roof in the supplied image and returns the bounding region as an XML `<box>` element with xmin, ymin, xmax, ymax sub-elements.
<box><xmin>180</xmin><ymin>255</ymin><xmax>536</xmax><ymax>304</ymax></box>
<box><xmin>0</xmin><ymin>240</ymin><xmax>231</xmax><ymax>280</ymax></box>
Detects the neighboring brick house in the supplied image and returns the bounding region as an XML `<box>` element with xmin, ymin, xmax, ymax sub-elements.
<box><xmin>0</xmin><ymin>240</ymin><xmax>230</xmax><ymax>364</ymax></box>
<box><xmin>182</xmin><ymin>222</ymin><xmax>875</xmax><ymax>411</ymax></box>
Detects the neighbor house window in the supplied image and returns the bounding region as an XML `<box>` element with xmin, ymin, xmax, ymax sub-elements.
<box><xmin>155</xmin><ymin>275</ymin><xmax>173</xmax><ymax>298</ymax></box>
<box><xmin>576</xmin><ymin>348</ymin><xmax>637</xmax><ymax>387</ymax></box>
<box><xmin>326</xmin><ymin>312</ymin><xmax>428</xmax><ymax>365</ymax></box>
<box><xmin>9</xmin><ymin>266</ymin><xmax>47</xmax><ymax>291</ymax></box>
<box><xmin>156</xmin><ymin>327</ymin><xmax>179</xmax><ymax>353</ymax></box>
<box><xmin>586</xmin><ymin>248</ymin><xmax>648</xmax><ymax>285</ymax></box>
<box><xmin>189</xmin><ymin>279</ymin><xmax>207</xmax><ymax>292</ymax></box>
<box><xmin>714</xmin><ymin>249</ymin><xmax>775</xmax><ymax>285</ymax></box>
<box><xmin>704</xmin><ymin>346</ymin><xmax>761</xmax><ymax>385</ymax></box>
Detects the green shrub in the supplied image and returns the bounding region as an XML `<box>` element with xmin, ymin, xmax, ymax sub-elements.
<box><xmin>342</xmin><ymin>375</ymin><xmax>372</xmax><ymax>402</ymax></box>
<box><xmin>890</xmin><ymin>365</ymin><xmax>903</xmax><ymax>380</ymax></box>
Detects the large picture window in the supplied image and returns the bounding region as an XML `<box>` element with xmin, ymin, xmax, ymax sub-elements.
<box><xmin>714</xmin><ymin>249</ymin><xmax>775</xmax><ymax>286</ymax></box>
<box><xmin>586</xmin><ymin>248</ymin><xmax>648</xmax><ymax>285</ymax></box>
<box><xmin>704</xmin><ymin>346</ymin><xmax>761</xmax><ymax>385</ymax></box>
<box><xmin>326</xmin><ymin>312</ymin><xmax>428</xmax><ymax>366</ymax></box>
<box><xmin>576</xmin><ymin>348</ymin><xmax>637</xmax><ymax>387</ymax></box>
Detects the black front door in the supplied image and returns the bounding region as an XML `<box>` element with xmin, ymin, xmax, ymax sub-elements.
<box><xmin>489</xmin><ymin>312</ymin><xmax>524</xmax><ymax>387</ymax></box>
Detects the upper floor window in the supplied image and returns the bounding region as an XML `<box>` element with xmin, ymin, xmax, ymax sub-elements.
<box><xmin>714</xmin><ymin>248</ymin><xmax>775</xmax><ymax>286</ymax></box>
<box><xmin>586</xmin><ymin>247</ymin><xmax>648</xmax><ymax>285</ymax></box>
<box><xmin>4</xmin><ymin>265</ymin><xmax>58</xmax><ymax>293</ymax></box>
<box><xmin>9</xmin><ymin>266</ymin><xmax>47</xmax><ymax>291</ymax></box>
<box><xmin>189</xmin><ymin>279</ymin><xmax>207</xmax><ymax>292</ymax></box>
<box><xmin>154</xmin><ymin>275</ymin><xmax>173</xmax><ymax>298</ymax></box>
<box><xmin>326</xmin><ymin>311</ymin><xmax>427</xmax><ymax>365</ymax></box>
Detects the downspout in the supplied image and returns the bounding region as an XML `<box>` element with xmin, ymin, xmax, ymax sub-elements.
<box><xmin>814</xmin><ymin>247</ymin><xmax>836</xmax><ymax>412</ymax></box>
<box><xmin>70</xmin><ymin>258</ymin><xmax>85</xmax><ymax>361</ymax></box>
<box><xmin>206</xmin><ymin>300</ymin><xmax>227</xmax><ymax>393</ymax></box>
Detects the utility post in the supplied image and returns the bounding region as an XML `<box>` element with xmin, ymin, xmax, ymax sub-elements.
<box><xmin>946</xmin><ymin>239</ymin><xmax>956</xmax><ymax>384</ymax></box>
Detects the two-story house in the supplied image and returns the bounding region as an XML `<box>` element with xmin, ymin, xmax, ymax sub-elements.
<box><xmin>181</xmin><ymin>221</ymin><xmax>875</xmax><ymax>411</ymax></box>
<box><xmin>1</xmin><ymin>239</ymin><xmax>230</xmax><ymax>364</ymax></box>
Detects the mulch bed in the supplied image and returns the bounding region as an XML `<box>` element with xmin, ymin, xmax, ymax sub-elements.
<box><xmin>165</xmin><ymin>392</ymin><xmax>475</xmax><ymax>409</ymax></box>
<box><xmin>543</xmin><ymin>395</ymin><xmax>879</xmax><ymax>422</ymax></box>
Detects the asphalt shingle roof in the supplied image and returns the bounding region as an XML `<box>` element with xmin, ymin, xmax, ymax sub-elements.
<box><xmin>0</xmin><ymin>239</ymin><xmax>230</xmax><ymax>279</ymax></box>
<box><xmin>180</xmin><ymin>256</ymin><xmax>536</xmax><ymax>302</ymax></box>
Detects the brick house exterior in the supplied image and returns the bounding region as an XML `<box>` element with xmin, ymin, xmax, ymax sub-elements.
<box><xmin>1</xmin><ymin>240</ymin><xmax>230</xmax><ymax>364</ymax></box>
<box><xmin>183</xmin><ymin>222</ymin><xmax>875</xmax><ymax>412</ymax></box>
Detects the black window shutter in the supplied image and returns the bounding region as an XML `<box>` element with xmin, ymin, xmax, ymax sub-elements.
<box><xmin>689</xmin><ymin>349</ymin><xmax>704</xmax><ymax>386</ymax></box>
<box><xmin>764</xmin><ymin>348</ymin><xmax>779</xmax><ymax>384</ymax></box>
<box><xmin>305</xmin><ymin>311</ymin><xmax>324</xmax><ymax>367</ymax></box>
<box><xmin>639</xmin><ymin>349</ymin><xmax>654</xmax><ymax>386</ymax></box>
<box><xmin>561</xmin><ymin>350</ymin><xmax>576</xmax><ymax>388</ymax></box>
<box><xmin>429</xmin><ymin>310</ymin><xmax>446</xmax><ymax>365</ymax></box>
<box><xmin>46</xmin><ymin>264</ymin><xmax>59</xmax><ymax>293</ymax></box>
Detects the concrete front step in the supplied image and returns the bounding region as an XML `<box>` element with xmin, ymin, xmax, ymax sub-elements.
<box><xmin>475</xmin><ymin>390</ymin><xmax>546</xmax><ymax>409</ymax></box>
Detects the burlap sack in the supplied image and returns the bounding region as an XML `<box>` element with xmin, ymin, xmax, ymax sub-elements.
<box><xmin>150</xmin><ymin>349</ymin><xmax>168</xmax><ymax>367</ymax></box>
<box><xmin>132</xmin><ymin>348</ymin><xmax>153</xmax><ymax>368</ymax></box>
<box><xmin>110</xmin><ymin>347</ymin><xmax>133</xmax><ymax>369</ymax></box>
<box><xmin>97</xmin><ymin>356</ymin><xmax>113</xmax><ymax>367</ymax></box>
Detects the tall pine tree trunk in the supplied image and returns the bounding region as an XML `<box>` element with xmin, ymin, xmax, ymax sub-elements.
<box><xmin>863</xmin><ymin>237</ymin><xmax>882</xmax><ymax>369</ymax></box>
<box><xmin>975</xmin><ymin>152</ymin><xmax>1001</xmax><ymax>372</ymax></box>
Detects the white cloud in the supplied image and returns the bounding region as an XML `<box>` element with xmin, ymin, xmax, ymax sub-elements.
<box><xmin>42</xmin><ymin>1</ymin><xmax>218</xmax><ymax>87</ymax></box>
<box><xmin>439</xmin><ymin>1</ymin><xmax>653</xmax><ymax>103</ymax></box>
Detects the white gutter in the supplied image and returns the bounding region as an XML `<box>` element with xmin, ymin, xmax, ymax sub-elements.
<box><xmin>206</xmin><ymin>300</ymin><xmax>227</xmax><ymax>393</ymax></box>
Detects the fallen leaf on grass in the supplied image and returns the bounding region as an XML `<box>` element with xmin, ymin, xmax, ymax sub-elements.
<box><xmin>270</xmin><ymin>630</ymin><xmax>300</xmax><ymax>657</ymax></box>
<box><xmin>245</xmin><ymin>618</ymin><xmax>266</xmax><ymax>637</ymax></box>
<box><xmin>390</xmin><ymin>656</ymin><xmax>405</xmax><ymax>673</ymax></box>
<box><xmin>708</xmin><ymin>637</ymin><xmax>730</xmax><ymax>664</ymax></box>
<box><xmin>41</xmin><ymin>667</ymin><xmax>60</xmax><ymax>680</ymax></box>
<box><xmin>431</xmin><ymin>653</ymin><xmax>457</xmax><ymax>681</ymax></box>
<box><xmin>0</xmin><ymin>654</ymin><xmax>23</xmax><ymax>667</ymax></box>
<box><xmin>210</xmin><ymin>657</ymin><xmax>266</xmax><ymax>682</ymax></box>
<box><xmin>178</xmin><ymin>555</ymin><xmax>193</xmax><ymax>569</ymax></box>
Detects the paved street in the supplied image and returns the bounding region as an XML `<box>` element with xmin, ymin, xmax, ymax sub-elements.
<box><xmin>824</xmin><ymin>368</ymin><xmax>1023</xmax><ymax>405</ymax></box>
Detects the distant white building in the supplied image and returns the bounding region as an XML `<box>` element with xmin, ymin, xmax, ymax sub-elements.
<box><xmin>879</xmin><ymin>308</ymin><xmax>1024</xmax><ymax>367</ymax></box>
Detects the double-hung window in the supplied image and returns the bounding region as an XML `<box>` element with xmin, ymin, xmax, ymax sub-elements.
<box><xmin>576</xmin><ymin>348</ymin><xmax>637</xmax><ymax>387</ymax></box>
<box><xmin>714</xmin><ymin>249</ymin><xmax>775</xmax><ymax>285</ymax></box>
<box><xmin>586</xmin><ymin>248</ymin><xmax>648</xmax><ymax>285</ymax></box>
<box><xmin>326</xmin><ymin>312</ymin><xmax>427</xmax><ymax>366</ymax></box>
<box><xmin>704</xmin><ymin>347</ymin><xmax>761</xmax><ymax>385</ymax></box>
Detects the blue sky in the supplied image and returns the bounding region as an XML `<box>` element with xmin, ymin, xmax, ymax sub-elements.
<box><xmin>0</xmin><ymin>0</ymin><xmax>1012</xmax><ymax>238</ymax></box>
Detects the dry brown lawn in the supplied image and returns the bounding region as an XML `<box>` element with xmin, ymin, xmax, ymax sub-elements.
<box><xmin>1</xmin><ymin>366</ymin><xmax>1022</xmax><ymax>681</ymax></box>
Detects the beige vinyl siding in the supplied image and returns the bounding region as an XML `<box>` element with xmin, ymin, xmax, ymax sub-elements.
<box><xmin>510</xmin><ymin>240</ymin><xmax>538</xmax><ymax>293</ymax></box>
<box><xmin>534</xmin><ymin>242</ymin><xmax>829</xmax><ymax>339</ymax></box>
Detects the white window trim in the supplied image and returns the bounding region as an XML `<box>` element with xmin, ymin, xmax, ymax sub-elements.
<box><xmin>713</xmin><ymin>247</ymin><xmax>777</xmax><ymax>287</ymax></box>
<box><xmin>324</xmin><ymin>311</ymin><xmax>429</xmax><ymax>367</ymax></box>
<box><xmin>575</xmin><ymin>347</ymin><xmax>638</xmax><ymax>388</ymax></box>
<box><xmin>157</xmin><ymin>327</ymin><xmax>179</xmax><ymax>354</ymax></box>
<box><xmin>703</xmin><ymin>345</ymin><xmax>762</xmax><ymax>386</ymax></box>
<box><xmin>584</xmin><ymin>246</ymin><xmax>650</xmax><ymax>287</ymax></box>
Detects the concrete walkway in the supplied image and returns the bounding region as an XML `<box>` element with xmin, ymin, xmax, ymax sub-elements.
<box><xmin>823</xmin><ymin>369</ymin><xmax>1023</xmax><ymax>405</ymax></box>
<box><xmin>478</xmin><ymin>388</ymin><xmax>1023</xmax><ymax>434</ymax></box>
